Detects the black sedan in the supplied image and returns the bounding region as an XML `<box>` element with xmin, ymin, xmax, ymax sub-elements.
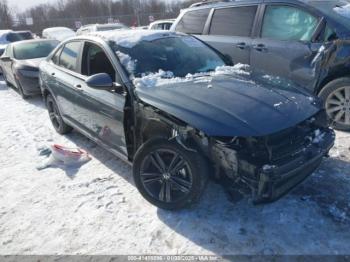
<box><xmin>0</xmin><ymin>39</ymin><xmax>58</xmax><ymax>99</ymax></box>
<box><xmin>39</xmin><ymin>31</ymin><xmax>335</xmax><ymax>210</ymax></box>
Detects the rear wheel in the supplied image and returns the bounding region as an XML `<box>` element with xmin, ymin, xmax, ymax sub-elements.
<box><xmin>133</xmin><ymin>138</ymin><xmax>208</xmax><ymax>210</ymax></box>
<box><xmin>46</xmin><ymin>94</ymin><xmax>73</xmax><ymax>134</ymax></box>
<box><xmin>319</xmin><ymin>78</ymin><xmax>350</xmax><ymax>131</ymax></box>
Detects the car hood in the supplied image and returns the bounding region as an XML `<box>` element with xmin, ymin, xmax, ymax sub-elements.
<box><xmin>135</xmin><ymin>73</ymin><xmax>322</xmax><ymax>137</ymax></box>
<box><xmin>17</xmin><ymin>58</ymin><xmax>45</xmax><ymax>69</ymax></box>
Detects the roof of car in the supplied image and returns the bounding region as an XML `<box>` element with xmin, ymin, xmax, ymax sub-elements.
<box><xmin>186</xmin><ymin>0</ymin><xmax>339</xmax><ymax>10</ymax></box>
<box><xmin>88</xmin><ymin>29</ymin><xmax>184</xmax><ymax>48</ymax></box>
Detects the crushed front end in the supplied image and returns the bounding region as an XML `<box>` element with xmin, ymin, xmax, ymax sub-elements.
<box><xmin>210</xmin><ymin>111</ymin><xmax>335</xmax><ymax>203</ymax></box>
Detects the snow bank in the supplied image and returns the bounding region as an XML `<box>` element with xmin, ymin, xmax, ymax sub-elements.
<box><xmin>334</xmin><ymin>4</ymin><xmax>350</xmax><ymax>18</ymax></box>
<box><xmin>133</xmin><ymin>64</ymin><xmax>250</xmax><ymax>88</ymax></box>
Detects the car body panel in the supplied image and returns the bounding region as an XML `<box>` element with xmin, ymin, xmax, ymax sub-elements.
<box><xmin>135</xmin><ymin>73</ymin><xmax>321</xmax><ymax>137</ymax></box>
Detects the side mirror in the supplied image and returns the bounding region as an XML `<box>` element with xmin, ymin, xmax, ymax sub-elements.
<box><xmin>0</xmin><ymin>56</ymin><xmax>12</xmax><ymax>62</ymax></box>
<box><xmin>86</xmin><ymin>73</ymin><xmax>114</xmax><ymax>90</ymax></box>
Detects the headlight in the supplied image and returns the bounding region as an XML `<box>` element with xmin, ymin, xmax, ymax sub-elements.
<box><xmin>19</xmin><ymin>69</ymin><xmax>39</xmax><ymax>78</ymax></box>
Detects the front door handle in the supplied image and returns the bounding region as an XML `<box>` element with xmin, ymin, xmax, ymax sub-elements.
<box><xmin>74</xmin><ymin>84</ymin><xmax>83</xmax><ymax>91</ymax></box>
<box><xmin>253</xmin><ymin>44</ymin><xmax>268</xmax><ymax>52</ymax></box>
<box><xmin>236</xmin><ymin>42</ymin><xmax>247</xmax><ymax>50</ymax></box>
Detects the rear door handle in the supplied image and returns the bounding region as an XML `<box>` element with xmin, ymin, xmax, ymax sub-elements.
<box><xmin>236</xmin><ymin>42</ymin><xmax>247</xmax><ymax>49</ymax></box>
<box><xmin>51</xmin><ymin>72</ymin><xmax>56</xmax><ymax>77</ymax></box>
<box><xmin>253</xmin><ymin>44</ymin><xmax>268</xmax><ymax>52</ymax></box>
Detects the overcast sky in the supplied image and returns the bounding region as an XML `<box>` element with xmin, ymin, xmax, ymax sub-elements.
<box><xmin>10</xmin><ymin>0</ymin><xmax>179</xmax><ymax>12</ymax></box>
<box><xmin>10</xmin><ymin>0</ymin><xmax>58</xmax><ymax>12</ymax></box>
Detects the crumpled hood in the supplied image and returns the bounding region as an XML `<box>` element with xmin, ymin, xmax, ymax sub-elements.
<box><xmin>135</xmin><ymin>74</ymin><xmax>322</xmax><ymax>137</ymax></box>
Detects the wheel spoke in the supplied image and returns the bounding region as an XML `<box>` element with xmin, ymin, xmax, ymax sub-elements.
<box><xmin>169</xmin><ymin>157</ymin><xmax>185</xmax><ymax>174</ymax></box>
<box><xmin>334</xmin><ymin>110</ymin><xmax>345</xmax><ymax>122</ymax></box>
<box><xmin>328</xmin><ymin>106</ymin><xmax>343</xmax><ymax>114</ymax></box>
<box><xmin>150</xmin><ymin>152</ymin><xmax>166</xmax><ymax>173</ymax></box>
<box><xmin>143</xmin><ymin>176</ymin><xmax>162</xmax><ymax>185</ymax></box>
<box><xmin>168</xmin><ymin>153</ymin><xmax>180</xmax><ymax>172</ymax></box>
<box><xmin>345</xmin><ymin>87</ymin><xmax>350</xmax><ymax>100</ymax></box>
<box><xmin>159</xmin><ymin>182</ymin><xmax>165</xmax><ymax>201</ymax></box>
<box><xmin>165</xmin><ymin>181</ymin><xmax>171</xmax><ymax>203</ymax></box>
<box><xmin>334</xmin><ymin>91</ymin><xmax>345</xmax><ymax>102</ymax></box>
<box><xmin>170</xmin><ymin>177</ymin><xmax>191</xmax><ymax>193</ymax></box>
<box><xmin>327</xmin><ymin>99</ymin><xmax>342</xmax><ymax>106</ymax></box>
<box><xmin>345</xmin><ymin>111</ymin><xmax>350</xmax><ymax>125</ymax></box>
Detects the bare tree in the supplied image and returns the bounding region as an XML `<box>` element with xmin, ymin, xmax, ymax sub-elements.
<box><xmin>0</xmin><ymin>0</ymin><xmax>13</xmax><ymax>29</ymax></box>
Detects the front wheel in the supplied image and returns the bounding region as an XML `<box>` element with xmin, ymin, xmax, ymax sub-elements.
<box><xmin>46</xmin><ymin>94</ymin><xmax>73</xmax><ymax>134</ymax></box>
<box><xmin>319</xmin><ymin>77</ymin><xmax>350</xmax><ymax>131</ymax></box>
<box><xmin>133</xmin><ymin>138</ymin><xmax>208</xmax><ymax>210</ymax></box>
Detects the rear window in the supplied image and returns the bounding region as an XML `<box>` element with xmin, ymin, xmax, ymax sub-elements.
<box><xmin>14</xmin><ymin>41</ymin><xmax>58</xmax><ymax>60</ymax></box>
<box><xmin>6</xmin><ymin>32</ymin><xmax>33</xmax><ymax>43</ymax></box>
<box><xmin>210</xmin><ymin>6</ymin><xmax>258</xmax><ymax>37</ymax></box>
<box><xmin>176</xmin><ymin>9</ymin><xmax>210</xmax><ymax>34</ymax></box>
<box><xmin>58</xmin><ymin>41</ymin><xmax>82</xmax><ymax>72</ymax></box>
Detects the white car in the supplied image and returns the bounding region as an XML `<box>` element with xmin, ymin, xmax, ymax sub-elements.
<box><xmin>76</xmin><ymin>23</ymin><xmax>128</xmax><ymax>35</ymax></box>
<box><xmin>42</xmin><ymin>27</ymin><xmax>75</xmax><ymax>42</ymax></box>
<box><xmin>148</xmin><ymin>19</ymin><xmax>175</xmax><ymax>30</ymax></box>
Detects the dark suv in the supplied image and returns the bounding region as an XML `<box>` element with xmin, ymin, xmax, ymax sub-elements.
<box><xmin>39</xmin><ymin>30</ymin><xmax>334</xmax><ymax>210</ymax></box>
<box><xmin>172</xmin><ymin>0</ymin><xmax>350</xmax><ymax>130</ymax></box>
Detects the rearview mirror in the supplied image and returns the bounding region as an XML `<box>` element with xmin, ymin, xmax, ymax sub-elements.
<box><xmin>0</xmin><ymin>56</ymin><xmax>12</xmax><ymax>62</ymax></box>
<box><xmin>86</xmin><ymin>73</ymin><xmax>114</xmax><ymax>90</ymax></box>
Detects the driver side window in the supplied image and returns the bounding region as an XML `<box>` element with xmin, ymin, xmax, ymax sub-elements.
<box><xmin>82</xmin><ymin>42</ymin><xmax>116</xmax><ymax>82</ymax></box>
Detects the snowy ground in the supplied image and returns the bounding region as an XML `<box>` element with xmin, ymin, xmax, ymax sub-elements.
<box><xmin>0</xmin><ymin>76</ymin><xmax>349</xmax><ymax>255</ymax></box>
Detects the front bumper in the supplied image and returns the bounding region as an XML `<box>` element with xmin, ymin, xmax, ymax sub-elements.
<box><xmin>253</xmin><ymin>128</ymin><xmax>335</xmax><ymax>203</ymax></box>
<box><xmin>16</xmin><ymin>73</ymin><xmax>41</xmax><ymax>96</ymax></box>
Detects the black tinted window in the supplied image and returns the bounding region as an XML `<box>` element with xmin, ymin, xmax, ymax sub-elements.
<box><xmin>176</xmin><ymin>9</ymin><xmax>210</xmax><ymax>34</ymax></box>
<box><xmin>210</xmin><ymin>6</ymin><xmax>257</xmax><ymax>37</ymax></box>
<box><xmin>59</xmin><ymin>42</ymin><xmax>82</xmax><ymax>72</ymax></box>
<box><xmin>82</xmin><ymin>43</ymin><xmax>116</xmax><ymax>81</ymax></box>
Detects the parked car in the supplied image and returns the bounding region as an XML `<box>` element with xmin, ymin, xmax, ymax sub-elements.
<box><xmin>42</xmin><ymin>27</ymin><xmax>75</xmax><ymax>42</ymax></box>
<box><xmin>172</xmin><ymin>0</ymin><xmax>350</xmax><ymax>130</ymax></box>
<box><xmin>0</xmin><ymin>39</ymin><xmax>59</xmax><ymax>98</ymax></box>
<box><xmin>77</xmin><ymin>23</ymin><xmax>129</xmax><ymax>35</ymax></box>
<box><xmin>148</xmin><ymin>19</ymin><xmax>175</xmax><ymax>30</ymax></box>
<box><xmin>0</xmin><ymin>30</ymin><xmax>34</xmax><ymax>57</ymax></box>
<box><xmin>39</xmin><ymin>30</ymin><xmax>335</xmax><ymax>210</ymax></box>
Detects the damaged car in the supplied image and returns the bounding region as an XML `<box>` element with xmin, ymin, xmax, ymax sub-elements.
<box><xmin>39</xmin><ymin>30</ymin><xmax>335</xmax><ymax>210</ymax></box>
<box><xmin>172</xmin><ymin>0</ymin><xmax>350</xmax><ymax>130</ymax></box>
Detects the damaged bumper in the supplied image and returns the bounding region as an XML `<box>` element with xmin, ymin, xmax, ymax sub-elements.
<box><xmin>255</xmin><ymin>128</ymin><xmax>335</xmax><ymax>203</ymax></box>
<box><xmin>212</xmin><ymin>127</ymin><xmax>335</xmax><ymax>204</ymax></box>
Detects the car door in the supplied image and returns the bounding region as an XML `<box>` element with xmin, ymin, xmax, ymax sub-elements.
<box><xmin>250</xmin><ymin>4</ymin><xmax>322</xmax><ymax>90</ymax></box>
<box><xmin>50</xmin><ymin>41</ymin><xmax>85</xmax><ymax>125</ymax></box>
<box><xmin>197</xmin><ymin>5</ymin><xmax>259</xmax><ymax>64</ymax></box>
<box><xmin>74</xmin><ymin>41</ymin><xmax>127</xmax><ymax>155</ymax></box>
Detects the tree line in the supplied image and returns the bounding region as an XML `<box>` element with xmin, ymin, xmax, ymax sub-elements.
<box><xmin>0</xmin><ymin>0</ymin><xmax>200</xmax><ymax>34</ymax></box>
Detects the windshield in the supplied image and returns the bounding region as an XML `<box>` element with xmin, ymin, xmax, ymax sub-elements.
<box><xmin>6</xmin><ymin>32</ymin><xmax>33</xmax><ymax>43</ymax></box>
<box><xmin>13</xmin><ymin>41</ymin><xmax>58</xmax><ymax>60</ymax></box>
<box><xmin>111</xmin><ymin>36</ymin><xmax>226</xmax><ymax>78</ymax></box>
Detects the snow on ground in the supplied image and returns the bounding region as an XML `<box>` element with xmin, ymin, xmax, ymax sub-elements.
<box><xmin>0</xmin><ymin>76</ymin><xmax>349</xmax><ymax>255</ymax></box>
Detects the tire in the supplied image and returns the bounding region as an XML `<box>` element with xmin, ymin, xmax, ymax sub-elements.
<box><xmin>133</xmin><ymin>138</ymin><xmax>209</xmax><ymax>210</ymax></box>
<box><xmin>319</xmin><ymin>77</ymin><xmax>350</xmax><ymax>131</ymax></box>
<box><xmin>46</xmin><ymin>94</ymin><xmax>73</xmax><ymax>134</ymax></box>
